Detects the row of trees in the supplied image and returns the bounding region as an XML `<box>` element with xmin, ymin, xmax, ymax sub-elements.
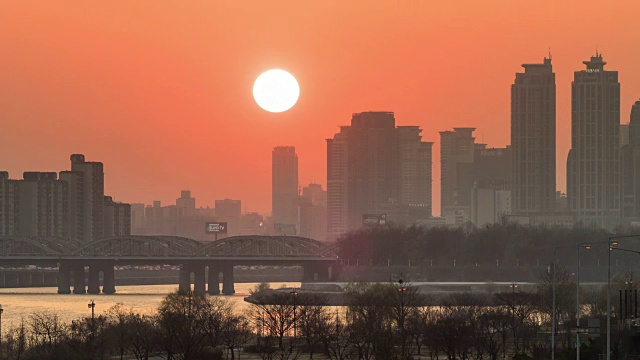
<box><xmin>335</xmin><ymin>223</ymin><xmax>637</xmax><ymax>268</ymax></box>
<box><xmin>0</xmin><ymin>271</ymin><xmax>638</xmax><ymax>359</ymax></box>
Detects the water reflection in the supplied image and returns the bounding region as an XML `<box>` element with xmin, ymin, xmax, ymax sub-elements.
<box><xmin>0</xmin><ymin>282</ymin><xmax>301</xmax><ymax>328</ymax></box>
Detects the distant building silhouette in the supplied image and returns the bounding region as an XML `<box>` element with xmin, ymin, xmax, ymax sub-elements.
<box><xmin>272</xmin><ymin>146</ymin><xmax>299</xmax><ymax>233</ymax></box>
<box><xmin>299</xmin><ymin>183</ymin><xmax>327</xmax><ymax>241</ymax></box>
<box><xmin>440</xmin><ymin>128</ymin><xmax>475</xmax><ymax>224</ymax></box>
<box><xmin>60</xmin><ymin>154</ymin><xmax>105</xmax><ymax>242</ymax></box>
<box><xmin>511</xmin><ymin>56</ymin><xmax>556</xmax><ymax>215</ymax></box>
<box><xmin>215</xmin><ymin>198</ymin><xmax>242</xmax><ymax>236</ymax></box>
<box><xmin>567</xmin><ymin>53</ymin><xmax>621</xmax><ymax>228</ymax></box>
<box><xmin>620</xmin><ymin>99</ymin><xmax>640</xmax><ymax>221</ymax></box>
<box><xmin>103</xmin><ymin>196</ymin><xmax>131</xmax><ymax>237</ymax></box>
<box><xmin>327</xmin><ymin>112</ymin><xmax>432</xmax><ymax>240</ymax></box>
<box><xmin>176</xmin><ymin>190</ymin><xmax>196</xmax><ymax>215</ymax></box>
<box><xmin>467</xmin><ymin>146</ymin><xmax>513</xmax><ymax>226</ymax></box>
<box><xmin>0</xmin><ymin>154</ymin><xmax>130</xmax><ymax>240</ymax></box>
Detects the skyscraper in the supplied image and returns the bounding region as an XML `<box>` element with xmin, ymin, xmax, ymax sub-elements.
<box><xmin>620</xmin><ymin>100</ymin><xmax>640</xmax><ymax>220</ymax></box>
<box><xmin>60</xmin><ymin>154</ymin><xmax>105</xmax><ymax>242</ymax></box>
<box><xmin>511</xmin><ymin>56</ymin><xmax>556</xmax><ymax>214</ymax></box>
<box><xmin>567</xmin><ymin>53</ymin><xmax>621</xmax><ymax>227</ymax></box>
<box><xmin>299</xmin><ymin>183</ymin><xmax>327</xmax><ymax>241</ymax></box>
<box><xmin>272</xmin><ymin>146</ymin><xmax>299</xmax><ymax>231</ymax></box>
<box><xmin>326</xmin><ymin>112</ymin><xmax>432</xmax><ymax>240</ymax></box>
<box><xmin>440</xmin><ymin>128</ymin><xmax>475</xmax><ymax>223</ymax></box>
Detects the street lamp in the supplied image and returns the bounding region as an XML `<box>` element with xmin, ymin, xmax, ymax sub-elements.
<box><xmin>576</xmin><ymin>240</ymin><xmax>616</xmax><ymax>360</ymax></box>
<box><xmin>0</xmin><ymin>304</ymin><xmax>3</xmax><ymax>360</ymax></box>
<box><xmin>87</xmin><ymin>299</ymin><xmax>95</xmax><ymax>340</ymax></box>
<box><xmin>290</xmin><ymin>288</ymin><xmax>298</xmax><ymax>338</ymax></box>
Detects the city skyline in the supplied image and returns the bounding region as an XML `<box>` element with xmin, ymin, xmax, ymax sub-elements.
<box><xmin>2</xmin><ymin>2</ymin><xmax>640</xmax><ymax>215</ymax></box>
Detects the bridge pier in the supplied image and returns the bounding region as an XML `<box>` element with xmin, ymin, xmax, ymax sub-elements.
<box><xmin>102</xmin><ymin>265</ymin><xmax>116</xmax><ymax>294</ymax></box>
<box><xmin>179</xmin><ymin>266</ymin><xmax>191</xmax><ymax>293</ymax></box>
<box><xmin>221</xmin><ymin>265</ymin><xmax>235</xmax><ymax>295</ymax></box>
<box><xmin>194</xmin><ymin>265</ymin><xmax>206</xmax><ymax>294</ymax></box>
<box><xmin>57</xmin><ymin>265</ymin><xmax>71</xmax><ymax>294</ymax></box>
<box><xmin>207</xmin><ymin>266</ymin><xmax>220</xmax><ymax>295</ymax></box>
<box><xmin>303</xmin><ymin>263</ymin><xmax>335</xmax><ymax>282</ymax></box>
<box><xmin>71</xmin><ymin>265</ymin><xmax>86</xmax><ymax>294</ymax></box>
<box><xmin>87</xmin><ymin>266</ymin><xmax>101</xmax><ymax>294</ymax></box>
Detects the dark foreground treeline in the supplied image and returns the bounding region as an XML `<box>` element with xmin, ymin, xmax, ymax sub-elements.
<box><xmin>335</xmin><ymin>223</ymin><xmax>635</xmax><ymax>267</ymax></box>
<box><xmin>1</xmin><ymin>274</ymin><xmax>638</xmax><ymax>360</ymax></box>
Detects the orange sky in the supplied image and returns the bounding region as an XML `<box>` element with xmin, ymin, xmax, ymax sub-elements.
<box><xmin>1</xmin><ymin>1</ymin><xmax>640</xmax><ymax>215</ymax></box>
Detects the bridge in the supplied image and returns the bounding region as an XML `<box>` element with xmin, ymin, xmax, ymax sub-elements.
<box><xmin>0</xmin><ymin>235</ymin><xmax>339</xmax><ymax>295</ymax></box>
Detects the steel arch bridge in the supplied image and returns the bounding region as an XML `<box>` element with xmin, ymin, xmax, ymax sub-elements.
<box><xmin>0</xmin><ymin>235</ymin><xmax>338</xmax><ymax>257</ymax></box>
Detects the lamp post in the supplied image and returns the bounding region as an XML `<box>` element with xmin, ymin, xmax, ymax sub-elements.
<box><xmin>0</xmin><ymin>304</ymin><xmax>3</xmax><ymax>360</ymax></box>
<box><xmin>290</xmin><ymin>288</ymin><xmax>298</xmax><ymax>338</ymax></box>
<box><xmin>87</xmin><ymin>299</ymin><xmax>95</xmax><ymax>340</ymax></box>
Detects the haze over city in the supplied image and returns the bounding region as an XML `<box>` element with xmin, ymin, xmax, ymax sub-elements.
<box><xmin>2</xmin><ymin>1</ymin><xmax>640</xmax><ymax>215</ymax></box>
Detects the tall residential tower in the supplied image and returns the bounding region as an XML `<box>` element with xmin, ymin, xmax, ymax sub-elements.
<box><xmin>567</xmin><ymin>53</ymin><xmax>620</xmax><ymax>227</ymax></box>
<box><xmin>511</xmin><ymin>56</ymin><xmax>556</xmax><ymax>214</ymax></box>
<box><xmin>272</xmin><ymin>146</ymin><xmax>299</xmax><ymax>231</ymax></box>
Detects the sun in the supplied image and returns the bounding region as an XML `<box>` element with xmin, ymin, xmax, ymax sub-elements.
<box><xmin>253</xmin><ymin>69</ymin><xmax>300</xmax><ymax>113</ymax></box>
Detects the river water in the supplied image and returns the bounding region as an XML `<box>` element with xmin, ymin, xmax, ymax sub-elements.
<box><xmin>0</xmin><ymin>282</ymin><xmax>301</xmax><ymax>330</ymax></box>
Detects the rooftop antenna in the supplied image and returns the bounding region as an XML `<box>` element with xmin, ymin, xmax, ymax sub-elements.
<box><xmin>596</xmin><ymin>45</ymin><xmax>599</xmax><ymax>57</ymax></box>
<box><xmin>548</xmin><ymin>46</ymin><xmax>552</xmax><ymax>60</ymax></box>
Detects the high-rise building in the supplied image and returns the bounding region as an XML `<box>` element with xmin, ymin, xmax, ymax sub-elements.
<box><xmin>567</xmin><ymin>53</ymin><xmax>621</xmax><ymax>228</ymax></box>
<box><xmin>215</xmin><ymin>198</ymin><xmax>242</xmax><ymax>236</ymax></box>
<box><xmin>326</xmin><ymin>112</ymin><xmax>432</xmax><ymax>240</ymax></box>
<box><xmin>440</xmin><ymin>128</ymin><xmax>475</xmax><ymax>223</ymax></box>
<box><xmin>299</xmin><ymin>183</ymin><xmax>327</xmax><ymax>241</ymax></box>
<box><xmin>620</xmin><ymin>123</ymin><xmax>630</xmax><ymax>147</ymax></box>
<box><xmin>60</xmin><ymin>154</ymin><xmax>105</xmax><ymax>242</ymax></box>
<box><xmin>176</xmin><ymin>190</ymin><xmax>196</xmax><ymax>216</ymax></box>
<box><xmin>272</xmin><ymin>146</ymin><xmax>299</xmax><ymax>232</ymax></box>
<box><xmin>511</xmin><ymin>56</ymin><xmax>556</xmax><ymax>214</ymax></box>
<box><xmin>620</xmin><ymin>100</ymin><xmax>640</xmax><ymax>221</ymax></box>
<box><xmin>0</xmin><ymin>172</ymin><xmax>68</xmax><ymax>237</ymax></box>
<box><xmin>0</xmin><ymin>172</ymin><xmax>19</xmax><ymax>236</ymax></box>
<box><xmin>103</xmin><ymin>196</ymin><xmax>131</xmax><ymax>237</ymax></box>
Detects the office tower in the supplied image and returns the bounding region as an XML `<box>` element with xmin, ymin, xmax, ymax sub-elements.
<box><xmin>60</xmin><ymin>154</ymin><xmax>105</xmax><ymax>242</ymax></box>
<box><xmin>511</xmin><ymin>56</ymin><xmax>556</xmax><ymax>214</ymax></box>
<box><xmin>620</xmin><ymin>100</ymin><xmax>640</xmax><ymax>220</ymax></box>
<box><xmin>272</xmin><ymin>146</ymin><xmax>299</xmax><ymax>231</ymax></box>
<box><xmin>567</xmin><ymin>53</ymin><xmax>621</xmax><ymax>227</ymax></box>
<box><xmin>299</xmin><ymin>183</ymin><xmax>327</xmax><ymax>241</ymax></box>
<box><xmin>326</xmin><ymin>112</ymin><xmax>433</xmax><ymax>240</ymax></box>
<box><xmin>440</xmin><ymin>128</ymin><xmax>475</xmax><ymax>224</ymax></box>
<box><xmin>215</xmin><ymin>199</ymin><xmax>241</xmax><ymax>236</ymax></box>
<box><xmin>0</xmin><ymin>172</ymin><xmax>19</xmax><ymax>236</ymax></box>
<box><xmin>176</xmin><ymin>190</ymin><xmax>196</xmax><ymax>215</ymax></box>
<box><xmin>103</xmin><ymin>196</ymin><xmax>131</xmax><ymax>237</ymax></box>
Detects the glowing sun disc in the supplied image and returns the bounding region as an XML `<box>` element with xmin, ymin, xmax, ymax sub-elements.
<box><xmin>253</xmin><ymin>69</ymin><xmax>300</xmax><ymax>113</ymax></box>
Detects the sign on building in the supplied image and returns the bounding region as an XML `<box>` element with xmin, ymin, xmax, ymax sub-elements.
<box><xmin>205</xmin><ymin>222</ymin><xmax>228</xmax><ymax>234</ymax></box>
<box><xmin>362</xmin><ymin>214</ymin><xmax>386</xmax><ymax>226</ymax></box>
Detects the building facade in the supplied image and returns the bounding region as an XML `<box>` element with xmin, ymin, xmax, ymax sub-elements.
<box><xmin>326</xmin><ymin>112</ymin><xmax>432</xmax><ymax>240</ymax></box>
<box><xmin>621</xmin><ymin>100</ymin><xmax>640</xmax><ymax>221</ymax></box>
<box><xmin>440</xmin><ymin>128</ymin><xmax>476</xmax><ymax>223</ymax></box>
<box><xmin>567</xmin><ymin>53</ymin><xmax>621</xmax><ymax>228</ymax></box>
<box><xmin>511</xmin><ymin>56</ymin><xmax>556</xmax><ymax>214</ymax></box>
<box><xmin>272</xmin><ymin>146</ymin><xmax>299</xmax><ymax>232</ymax></box>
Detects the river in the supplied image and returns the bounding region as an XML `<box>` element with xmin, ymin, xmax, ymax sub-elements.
<box><xmin>0</xmin><ymin>282</ymin><xmax>301</xmax><ymax>329</ymax></box>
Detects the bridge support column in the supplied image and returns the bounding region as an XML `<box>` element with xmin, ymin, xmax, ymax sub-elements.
<box><xmin>303</xmin><ymin>263</ymin><xmax>333</xmax><ymax>282</ymax></box>
<box><xmin>71</xmin><ymin>265</ymin><xmax>86</xmax><ymax>294</ymax></box>
<box><xmin>87</xmin><ymin>266</ymin><xmax>101</xmax><ymax>294</ymax></box>
<box><xmin>194</xmin><ymin>265</ymin><xmax>206</xmax><ymax>294</ymax></box>
<box><xmin>207</xmin><ymin>266</ymin><xmax>220</xmax><ymax>295</ymax></box>
<box><xmin>221</xmin><ymin>265</ymin><xmax>235</xmax><ymax>295</ymax></box>
<box><xmin>57</xmin><ymin>266</ymin><xmax>71</xmax><ymax>294</ymax></box>
<box><xmin>102</xmin><ymin>264</ymin><xmax>116</xmax><ymax>294</ymax></box>
<box><xmin>179</xmin><ymin>266</ymin><xmax>191</xmax><ymax>293</ymax></box>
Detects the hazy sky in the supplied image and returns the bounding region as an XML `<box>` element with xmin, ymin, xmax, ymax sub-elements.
<box><xmin>1</xmin><ymin>1</ymin><xmax>639</xmax><ymax>215</ymax></box>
